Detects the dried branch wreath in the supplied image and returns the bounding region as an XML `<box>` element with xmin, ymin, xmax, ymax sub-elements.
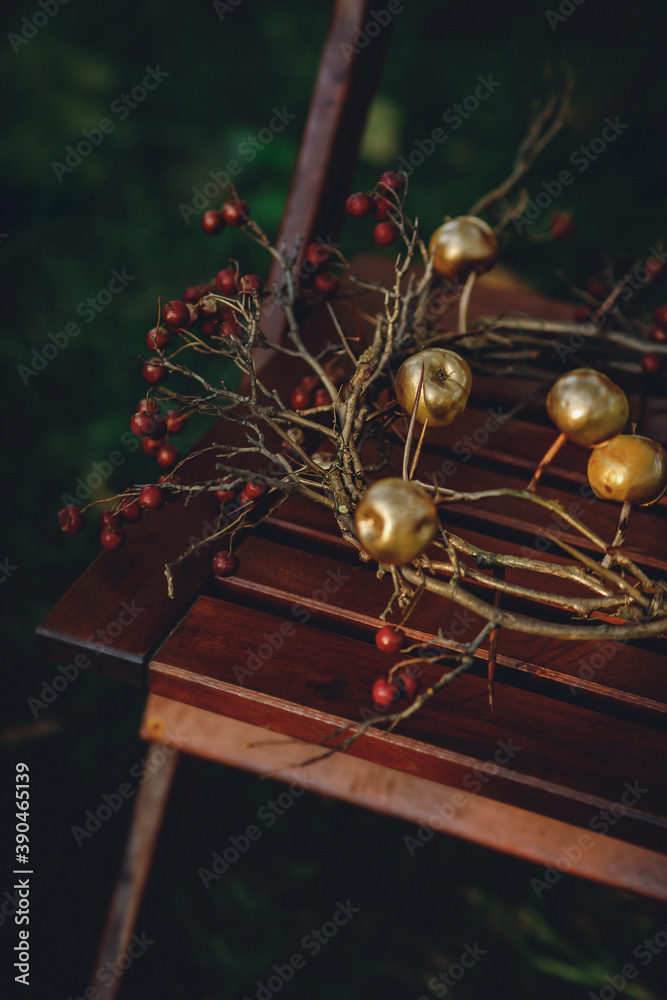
<box><xmin>57</xmin><ymin>83</ymin><xmax>667</xmax><ymax>750</ymax></box>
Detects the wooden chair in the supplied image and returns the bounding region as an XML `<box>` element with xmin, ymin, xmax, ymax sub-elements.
<box><xmin>37</xmin><ymin>3</ymin><xmax>667</xmax><ymax>996</ymax></box>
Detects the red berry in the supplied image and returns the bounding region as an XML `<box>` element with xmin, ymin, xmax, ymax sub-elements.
<box><xmin>572</xmin><ymin>304</ymin><xmax>592</xmax><ymax>324</ymax></box>
<box><xmin>314</xmin><ymin>271</ymin><xmax>339</xmax><ymax>297</ymax></box>
<box><xmin>158</xmin><ymin>473</ymin><xmax>182</xmax><ymax>502</ymax></box>
<box><xmin>373</xmin><ymin>222</ymin><xmax>399</xmax><ymax>247</ymax></box>
<box><xmin>221</xmin><ymin>199</ymin><xmax>249</xmax><ymax>227</ymax></box>
<box><xmin>130</xmin><ymin>410</ymin><xmax>167</xmax><ymax>439</ymax></box>
<box><xmin>239</xmin><ymin>274</ymin><xmax>263</xmax><ymax>295</ymax></box>
<box><xmin>396</xmin><ymin>668</ymin><xmax>418</xmax><ymax>700</ymax></box>
<box><xmin>652</xmin><ymin>305</ymin><xmax>667</xmax><ymax>328</ymax></box>
<box><xmin>244</xmin><ymin>480</ymin><xmax>266</xmax><ymax>500</ymax></box>
<box><xmin>136</xmin><ymin>397</ymin><xmax>159</xmax><ymax>414</ymax></box>
<box><xmin>550</xmin><ymin>212</ymin><xmax>576</xmax><ymax>243</ymax></box>
<box><xmin>648</xmin><ymin>325</ymin><xmax>667</xmax><ymax>343</ymax></box>
<box><xmin>215</xmin><ymin>484</ymin><xmax>237</xmax><ymax>503</ymax></box>
<box><xmin>100</xmin><ymin>528</ymin><xmax>125</xmax><ymax>551</ymax></box>
<box><xmin>141</xmin><ymin>435</ymin><xmax>165</xmax><ymax>456</ymax></box>
<box><xmin>239</xmin><ymin>488</ymin><xmax>253</xmax><ymax>507</ymax></box>
<box><xmin>375</xmin><ymin>625</ymin><xmax>405</xmax><ymax>653</ymax></box>
<box><xmin>641</xmin><ymin>352</ymin><xmax>662</xmax><ymax>374</ymax></box>
<box><xmin>586</xmin><ymin>279</ymin><xmax>607</xmax><ymax>301</ymax></box>
<box><xmin>300</xmin><ymin>373</ymin><xmax>319</xmax><ymax>391</ymax></box>
<box><xmin>58</xmin><ymin>505</ymin><xmax>85</xmax><ymax>537</ymax></box>
<box><xmin>138</xmin><ymin>485</ymin><xmax>165</xmax><ymax>511</ymax></box>
<box><xmin>290</xmin><ymin>386</ymin><xmax>312</xmax><ymax>410</ymax></box>
<box><xmin>142</xmin><ymin>359</ymin><xmax>168</xmax><ymax>384</ymax></box>
<box><xmin>345</xmin><ymin>192</ymin><xmax>373</xmax><ymax>219</ymax></box>
<box><xmin>314</xmin><ymin>387</ymin><xmax>330</xmax><ymax>407</ymax></box>
<box><xmin>371</xmin><ymin>194</ymin><xmax>391</xmax><ymax>220</ymax></box>
<box><xmin>200</xmin><ymin>210</ymin><xmax>225</xmax><ymax>235</ymax></box>
<box><xmin>199</xmin><ymin>317</ymin><xmax>221</xmax><ymax>338</ymax></box>
<box><xmin>379</xmin><ymin>170</ymin><xmax>404</xmax><ymax>193</ymax></box>
<box><xmin>182</xmin><ymin>283</ymin><xmax>208</xmax><ymax>304</ymax></box>
<box><xmin>118</xmin><ymin>499</ymin><xmax>142</xmax><ymax>523</ymax></box>
<box><xmin>371</xmin><ymin>678</ymin><xmax>401</xmax><ymax>709</ymax></box>
<box><xmin>162</xmin><ymin>300</ymin><xmax>190</xmax><ymax>330</ymax></box>
<box><xmin>220</xmin><ymin>306</ymin><xmax>239</xmax><ymax>337</ymax></box>
<box><xmin>215</xmin><ymin>268</ymin><xmax>238</xmax><ymax>295</ymax></box>
<box><xmin>304</xmin><ymin>241</ymin><xmax>331</xmax><ymax>268</ymax></box>
<box><xmin>165</xmin><ymin>409</ymin><xmax>187</xmax><ymax>435</ymax></box>
<box><xmin>98</xmin><ymin>510</ymin><xmax>122</xmax><ymax>531</ymax></box>
<box><xmin>156</xmin><ymin>443</ymin><xmax>180</xmax><ymax>468</ymax></box>
<box><xmin>212</xmin><ymin>552</ymin><xmax>239</xmax><ymax>578</ymax></box>
<box><xmin>146</xmin><ymin>326</ymin><xmax>171</xmax><ymax>351</ymax></box>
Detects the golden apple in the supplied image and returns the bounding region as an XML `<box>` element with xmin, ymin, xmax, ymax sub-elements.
<box><xmin>355</xmin><ymin>478</ymin><xmax>438</xmax><ymax>565</ymax></box>
<box><xmin>395</xmin><ymin>348</ymin><xmax>472</xmax><ymax>427</ymax></box>
<box><xmin>546</xmin><ymin>368</ymin><xmax>629</xmax><ymax>447</ymax></box>
<box><xmin>428</xmin><ymin>216</ymin><xmax>498</xmax><ymax>281</ymax></box>
<box><xmin>587</xmin><ymin>435</ymin><xmax>667</xmax><ymax>506</ymax></box>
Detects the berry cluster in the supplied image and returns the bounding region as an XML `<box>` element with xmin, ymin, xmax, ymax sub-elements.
<box><xmin>200</xmin><ymin>197</ymin><xmax>250</xmax><ymax>236</ymax></box>
<box><xmin>129</xmin><ymin>397</ymin><xmax>186</xmax><ymax>471</ymax></box>
<box><xmin>289</xmin><ymin>369</ymin><xmax>344</xmax><ymax>412</ymax></box>
<box><xmin>370</xmin><ymin>625</ymin><xmax>419</xmax><ymax>710</ymax></box>
<box><xmin>57</xmin><ymin>483</ymin><xmax>170</xmax><ymax>552</ymax></box>
<box><xmin>345</xmin><ymin>170</ymin><xmax>404</xmax><ymax>248</ymax></box>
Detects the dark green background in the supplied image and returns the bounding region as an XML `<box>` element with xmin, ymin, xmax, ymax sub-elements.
<box><xmin>2</xmin><ymin>1</ymin><xmax>666</xmax><ymax>998</ymax></box>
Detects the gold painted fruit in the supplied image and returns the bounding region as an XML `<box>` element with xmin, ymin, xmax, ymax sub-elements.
<box><xmin>355</xmin><ymin>478</ymin><xmax>438</xmax><ymax>565</ymax></box>
<box><xmin>587</xmin><ymin>435</ymin><xmax>667</xmax><ymax>506</ymax></box>
<box><xmin>428</xmin><ymin>216</ymin><xmax>498</xmax><ymax>281</ymax></box>
<box><xmin>546</xmin><ymin>368</ymin><xmax>629</xmax><ymax>447</ymax></box>
<box><xmin>395</xmin><ymin>348</ymin><xmax>472</xmax><ymax>427</ymax></box>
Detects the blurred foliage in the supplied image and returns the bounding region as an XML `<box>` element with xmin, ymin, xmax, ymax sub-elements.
<box><xmin>2</xmin><ymin>0</ymin><xmax>666</xmax><ymax>997</ymax></box>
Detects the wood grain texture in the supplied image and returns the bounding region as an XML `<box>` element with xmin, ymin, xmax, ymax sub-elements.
<box><xmin>140</xmin><ymin>694</ymin><xmax>667</xmax><ymax>901</ymax></box>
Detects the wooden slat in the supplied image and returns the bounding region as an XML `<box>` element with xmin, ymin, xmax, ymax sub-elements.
<box><xmin>207</xmin><ymin>531</ymin><xmax>667</xmax><ymax>724</ymax></box>
<box><xmin>140</xmin><ymin>694</ymin><xmax>667</xmax><ymax>902</ymax></box>
<box><xmin>149</xmin><ymin>595</ymin><xmax>667</xmax><ymax>854</ymax></box>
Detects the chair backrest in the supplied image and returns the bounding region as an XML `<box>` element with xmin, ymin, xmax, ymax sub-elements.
<box><xmin>261</xmin><ymin>0</ymin><xmax>390</xmax><ymax>348</ymax></box>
